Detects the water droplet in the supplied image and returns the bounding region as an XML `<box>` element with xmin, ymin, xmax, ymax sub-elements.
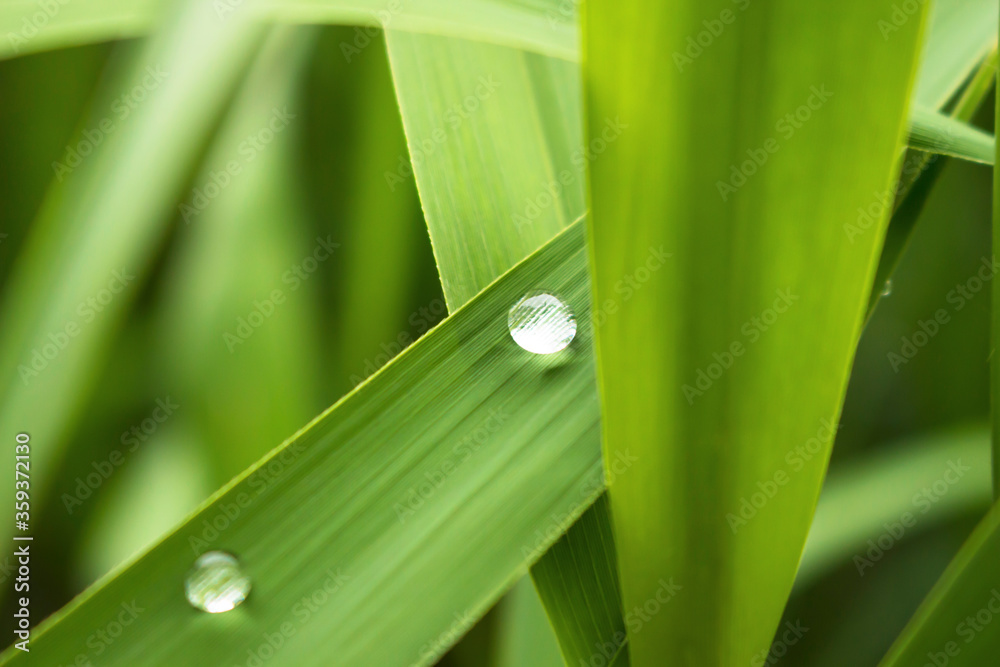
<box><xmin>185</xmin><ymin>551</ymin><xmax>251</xmax><ymax>613</ymax></box>
<box><xmin>881</xmin><ymin>279</ymin><xmax>893</xmax><ymax>297</ymax></box>
<box><xmin>508</xmin><ymin>291</ymin><xmax>576</xmax><ymax>354</ymax></box>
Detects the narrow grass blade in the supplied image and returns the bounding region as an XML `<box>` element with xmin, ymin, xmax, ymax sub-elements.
<box><xmin>908</xmin><ymin>105</ymin><xmax>994</xmax><ymax>164</ymax></box>
<box><xmin>531</xmin><ymin>494</ymin><xmax>628</xmax><ymax>667</ymax></box>
<box><xmin>584</xmin><ymin>2</ymin><xmax>927</xmax><ymax>665</ymax></box>
<box><xmin>386</xmin><ymin>31</ymin><xmax>584</xmax><ymax>309</ymax></box>
<box><xmin>879</xmin><ymin>500</ymin><xmax>1000</xmax><ymax>666</ymax></box>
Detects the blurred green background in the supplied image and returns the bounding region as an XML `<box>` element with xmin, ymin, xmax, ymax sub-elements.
<box><xmin>0</xmin><ymin>26</ymin><xmax>995</xmax><ymax>666</ymax></box>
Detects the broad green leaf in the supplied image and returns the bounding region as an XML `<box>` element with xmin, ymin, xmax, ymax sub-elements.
<box><xmin>0</xmin><ymin>0</ymin><xmax>576</xmax><ymax>61</ymax></box>
<box><xmin>385</xmin><ymin>31</ymin><xmax>625</xmax><ymax>665</ymax></box>
<box><xmin>908</xmin><ymin>105</ymin><xmax>994</xmax><ymax>165</ymax></box>
<box><xmin>879</xmin><ymin>500</ymin><xmax>1000</xmax><ymax>666</ymax></box>
<box><xmin>584</xmin><ymin>2</ymin><xmax>927</xmax><ymax>666</ymax></box>
<box><xmin>797</xmin><ymin>425</ymin><xmax>991</xmax><ymax>589</ymax></box>
<box><xmin>1</xmin><ymin>220</ymin><xmax>604</xmax><ymax>666</ymax></box>
<box><xmin>0</xmin><ymin>0</ymin><xmax>265</xmax><ymax>549</ymax></box>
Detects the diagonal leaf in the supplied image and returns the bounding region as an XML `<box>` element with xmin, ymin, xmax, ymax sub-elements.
<box><xmin>584</xmin><ymin>2</ymin><xmax>928</xmax><ymax>665</ymax></box>
<box><xmin>0</xmin><ymin>220</ymin><xmax>605</xmax><ymax>667</ymax></box>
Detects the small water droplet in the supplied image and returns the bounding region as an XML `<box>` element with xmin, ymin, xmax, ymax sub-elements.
<box><xmin>508</xmin><ymin>291</ymin><xmax>576</xmax><ymax>354</ymax></box>
<box><xmin>185</xmin><ymin>551</ymin><xmax>251</xmax><ymax>613</ymax></box>
<box><xmin>881</xmin><ymin>279</ymin><xmax>893</xmax><ymax>297</ymax></box>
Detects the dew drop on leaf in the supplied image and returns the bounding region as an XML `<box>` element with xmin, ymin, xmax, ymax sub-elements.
<box><xmin>881</xmin><ymin>279</ymin><xmax>893</xmax><ymax>297</ymax></box>
<box><xmin>185</xmin><ymin>551</ymin><xmax>251</xmax><ymax>613</ymax></box>
<box><xmin>508</xmin><ymin>291</ymin><xmax>577</xmax><ymax>354</ymax></box>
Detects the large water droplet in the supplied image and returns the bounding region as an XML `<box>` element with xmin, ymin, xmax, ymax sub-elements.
<box><xmin>508</xmin><ymin>291</ymin><xmax>576</xmax><ymax>354</ymax></box>
<box><xmin>185</xmin><ymin>551</ymin><xmax>251</xmax><ymax>613</ymax></box>
<box><xmin>881</xmin><ymin>279</ymin><xmax>893</xmax><ymax>297</ymax></box>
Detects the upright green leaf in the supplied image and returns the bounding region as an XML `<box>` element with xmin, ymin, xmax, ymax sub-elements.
<box><xmin>386</xmin><ymin>31</ymin><xmax>584</xmax><ymax>309</ymax></box>
<box><xmin>585</xmin><ymin>2</ymin><xmax>927</xmax><ymax>665</ymax></box>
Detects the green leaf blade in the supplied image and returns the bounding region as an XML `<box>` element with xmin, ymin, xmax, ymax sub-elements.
<box><xmin>584</xmin><ymin>2</ymin><xmax>929</xmax><ymax>664</ymax></box>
